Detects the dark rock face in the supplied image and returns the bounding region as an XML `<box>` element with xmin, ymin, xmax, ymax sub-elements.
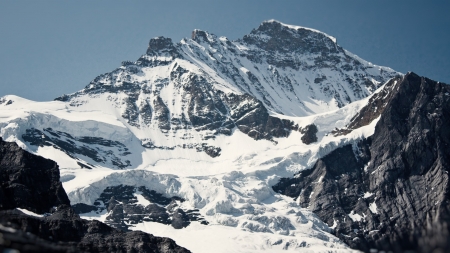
<box><xmin>333</xmin><ymin>76</ymin><xmax>402</xmax><ymax>136</ymax></box>
<box><xmin>73</xmin><ymin>185</ymin><xmax>208</xmax><ymax>231</ymax></box>
<box><xmin>121</xmin><ymin>96</ymin><xmax>140</xmax><ymax>127</ymax></box>
<box><xmin>147</xmin><ymin>37</ymin><xmax>177</xmax><ymax>55</ymax></box>
<box><xmin>225</xmin><ymin>93</ymin><xmax>295</xmax><ymax>140</ymax></box>
<box><xmin>0</xmin><ymin>138</ymin><xmax>190</xmax><ymax>253</ymax></box>
<box><xmin>300</xmin><ymin>124</ymin><xmax>318</xmax><ymax>144</ymax></box>
<box><xmin>273</xmin><ymin>73</ymin><xmax>450</xmax><ymax>253</ymax></box>
<box><xmin>244</xmin><ymin>20</ymin><xmax>338</xmax><ymax>57</ymax></box>
<box><xmin>22</xmin><ymin>127</ymin><xmax>132</xmax><ymax>169</ymax></box>
<box><xmin>0</xmin><ymin>137</ymin><xmax>70</xmax><ymax>213</ymax></box>
<box><xmin>202</xmin><ymin>145</ymin><xmax>221</xmax><ymax>157</ymax></box>
<box><xmin>191</xmin><ymin>29</ymin><xmax>209</xmax><ymax>42</ymax></box>
<box><xmin>153</xmin><ymin>96</ymin><xmax>171</xmax><ymax>131</ymax></box>
<box><xmin>0</xmin><ymin>207</ymin><xmax>190</xmax><ymax>253</ymax></box>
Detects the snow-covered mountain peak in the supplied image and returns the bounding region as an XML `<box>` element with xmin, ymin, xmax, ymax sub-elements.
<box><xmin>190</xmin><ymin>29</ymin><xmax>218</xmax><ymax>44</ymax></box>
<box><xmin>49</xmin><ymin>21</ymin><xmax>401</xmax><ymax>155</ymax></box>
<box><xmin>242</xmin><ymin>19</ymin><xmax>338</xmax><ymax>57</ymax></box>
<box><xmin>0</xmin><ymin>21</ymin><xmax>410</xmax><ymax>252</ymax></box>
<box><xmin>260</xmin><ymin>19</ymin><xmax>337</xmax><ymax>44</ymax></box>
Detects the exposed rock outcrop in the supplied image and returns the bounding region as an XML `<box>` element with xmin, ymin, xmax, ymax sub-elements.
<box><xmin>300</xmin><ymin>124</ymin><xmax>318</xmax><ymax>144</ymax></box>
<box><xmin>332</xmin><ymin>76</ymin><xmax>402</xmax><ymax>136</ymax></box>
<box><xmin>273</xmin><ymin>73</ymin><xmax>450</xmax><ymax>253</ymax></box>
<box><xmin>0</xmin><ymin>137</ymin><xmax>190</xmax><ymax>253</ymax></box>
<box><xmin>21</xmin><ymin>127</ymin><xmax>132</xmax><ymax>169</ymax></box>
<box><xmin>0</xmin><ymin>137</ymin><xmax>70</xmax><ymax>213</ymax></box>
<box><xmin>0</xmin><ymin>207</ymin><xmax>190</xmax><ymax>253</ymax></box>
<box><xmin>73</xmin><ymin>185</ymin><xmax>208</xmax><ymax>231</ymax></box>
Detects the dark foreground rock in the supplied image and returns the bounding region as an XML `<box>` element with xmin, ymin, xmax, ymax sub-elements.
<box><xmin>0</xmin><ymin>207</ymin><xmax>189</xmax><ymax>253</ymax></box>
<box><xmin>0</xmin><ymin>137</ymin><xmax>190</xmax><ymax>253</ymax></box>
<box><xmin>0</xmin><ymin>138</ymin><xmax>70</xmax><ymax>213</ymax></box>
<box><xmin>273</xmin><ymin>73</ymin><xmax>450</xmax><ymax>253</ymax></box>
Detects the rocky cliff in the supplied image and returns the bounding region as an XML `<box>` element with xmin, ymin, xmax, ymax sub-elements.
<box><xmin>273</xmin><ymin>72</ymin><xmax>450</xmax><ymax>253</ymax></box>
<box><xmin>0</xmin><ymin>137</ymin><xmax>190</xmax><ymax>253</ymax></box>
<box><xmin>0</xmin><ymin>137</ymin><xmax>70</xmax><ymax>213</ymax></box>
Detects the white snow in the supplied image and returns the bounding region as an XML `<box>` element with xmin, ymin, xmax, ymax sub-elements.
<box><xmin>363</xmin><ymin>192</ymin><xmax>374</xmax><ymax>199</ymax></box>
<box><xmin>81</xmin><ymin>209</ymin><xmax>110</xmax><ymax>223</ymax></box>
<box><xmin>348</xmin><ymin>211</ymin><xmax>363</xmax><ymax>222</ymax></box>
<box><xmin>330</xmin><ymin>219</ymin><xmax>338</xmax><ymax>229</ymax></box>
<box><xmin>132</xmin><ymin>221</ymin><xmax>356</xmax><ymax>253</ymax></box>
<box><xmin>369</xmin><ymin>201</ymin><xmax>378</xmax><ymax>214</ymax></box>
<box><xmin>316</xmin><ymin>175</ymin><xmax>324</xmax><ymax>183</ymax></box>
<box><xmin>0</xmin><ymin>224</ymin><xmax>17</xmax><ymax>233</ymax></box>
<box><xmin>134</xmin><ymin>192</ymin><xmax>151</xmax><ymax>207</ymax></box>
<box><xmin>16</xmin><ymin>208</ymin><xmax>44</xmax><ymax>218</ymax></box>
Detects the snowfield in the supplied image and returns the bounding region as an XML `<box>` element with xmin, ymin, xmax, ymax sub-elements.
<box><xmin>0</xmin><ymin>87</ymin><xmax>379</xmax><ymax>252</ymax></box>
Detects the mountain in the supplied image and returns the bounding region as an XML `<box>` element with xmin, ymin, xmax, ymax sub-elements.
<box><xmin>274</xmin><ymin>73</ymin><xmax>450</xmax><ymax>253</ymax></box>
<box><xmin>0</xmin><ymin>137</ymin><xmax>190</xmax><ymax>253</ymax></box>
<box><xmin>0</xmin><ymin>20</ymin><xmax>419</xmax><ymax>252</ymax></box>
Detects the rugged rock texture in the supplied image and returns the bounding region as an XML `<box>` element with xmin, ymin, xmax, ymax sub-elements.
<box><xmin>0</xmin><ymin>138</ymin><xmax>190</xmax><ymax>253</ymax></box>
<box><xmin>273</xmin><ymin>73</ymin><xmax>450</xmax><ymax>253</ymax></box>
<box><xmin>332</xmin><ymin>76</ymin><xmax>402</xmax><ymax>136</ymax></box>
<box><xmin>225</xmin><ymin>93</ymin><xmax>295</xmax><ymax>140</ymax></box>
<box><xmin>54</xmin><ymin>20</ymin><xmax>397</xmax><ymax>153</ymax></box>
<box><xmin>242</xmin><ymin>21</ymin><xmax>339</xmax><ymax>69</ymax></box>
<box><xmin>0</xmin><ymin>207</ymin><xmax>190</xmax><ymax>253</ymax></box>
<box><xmin>300</xmin><ymin>124</ymin><xmax>318</xmax><ymax>144</ymax></box>
<box><xmin>22</xmin><ymin>128</ymin><xmax>131</xmax><ymax>169</ymax></box>
<box><xmin>73</xmin><ymin>185</ymin><xmax>208</xmax><ymax>230</ymax></box>
<box><xmin>0</xmin><ymin>137</ymin><xmax>70</xmax><ymax>213</ymax></box>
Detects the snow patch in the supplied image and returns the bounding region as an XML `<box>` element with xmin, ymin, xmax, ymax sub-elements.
<box><xmin>16</xmin><ymin>208</ymin><xmax>44</xmax><ymax>218</ymax></box>
<box><xmin>369</xmin><ymin>201</ymin><xmax>378</xmax><ymax>214</ymax></box>
<box><xmin>134</xmin><ymin>192</ymin><xmax>151</xmax><ymax>207</ymax></box>
<box><xmin>363</xmin><ymin>192</ymin><xmax>374</xmax><ymax>199</ymax></box>
<box><xmin>348</xmin><ymin>211</ymin><xmax>363</xmax><ymax>222</ymax></box>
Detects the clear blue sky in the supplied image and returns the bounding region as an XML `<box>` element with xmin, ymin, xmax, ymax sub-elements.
<box><xmin>1</xmin><ymin>0</ymin><xmax>449</xmax><ymax>101</ymax></box>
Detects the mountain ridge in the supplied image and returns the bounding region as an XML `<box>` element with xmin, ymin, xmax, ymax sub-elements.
<box><xmin>1</xmin><ymin>21</ymin><xmax>436</xmax><ymax>253</ymax></box>
<box><xmin>48</xmin><ymin>20</ymin><xmax>399</xmax><ymax>160</ymax></box>
<box><xmin>273</xmin><ymin>72</ymin><xmax>450</xmax><ymax>253</ymax></box>
<box><xmin>56</xmin><ymin>19</ymin><xmax>398</xmax><ymax>115</ymax></box>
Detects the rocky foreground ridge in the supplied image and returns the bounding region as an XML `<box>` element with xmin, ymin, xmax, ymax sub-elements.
<box><xmin>0</xmin><ymin>137</ymin><xmax>190</xmax><ymax>253</ymax></box>
<box><xmin>274</xmin><ymin>72</ymin><xmax>450</xmax><ymax>253</ymax></box>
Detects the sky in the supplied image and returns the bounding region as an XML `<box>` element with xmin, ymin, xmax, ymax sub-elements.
<box><xmin>0</xmin><ymin>0</ymin><xmax>449</xmax><ymax>101</ymax></box>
